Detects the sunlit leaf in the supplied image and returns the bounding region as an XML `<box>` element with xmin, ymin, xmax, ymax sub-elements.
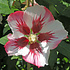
<box><xmin>20</xmin><ymin>0</ymin><xmax>26</xmax><ymax>3</ymax></box>
<box><xmin>16</xmin><ymin>61</ymin><xmax>20</xmax><ymax>65</ymax></box>
<box><xmin>0</xmin><ymin>0</ymin><xmax>14</xmax><ymax>14</ymax></box>
<box><xmin>11</xmin><ymin>56</ymin><xmax>19</xmax><ymax>60</ymax></box>
<box><xmin>0</xmin><ymin>35</ymin><xmax>8</xmax><ymax>45</ymax></box>
<box><xmin>62</xmin><ymin>57</ymin><xmax>69</xmax><ymax>63</ymax></box>
<box><xmin>3</xmin><ymin>24</ymin><xmax>10</xmax><ymax>35</ymax></box>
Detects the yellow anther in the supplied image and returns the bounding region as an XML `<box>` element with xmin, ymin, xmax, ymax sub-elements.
<box><xmin>28</xmin><ymin>34</ymin><xmax>37</xmax><ymax>44</ymax></box>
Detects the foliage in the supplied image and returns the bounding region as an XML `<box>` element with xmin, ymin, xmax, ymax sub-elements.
<box><xmin>0</xmin><ymin>0</ymin><xmax>70</xmax><ymax>70</ymax></box>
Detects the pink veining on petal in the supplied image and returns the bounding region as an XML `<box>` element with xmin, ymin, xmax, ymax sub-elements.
<box><xmin>16</xmin><ymin>19</ymin><xmax>30</xmax><ymax>35</ymax></box>
<box><xmin>32</xmin><ymin>15</ymin><xmax>45</xmax><ymax>33</ymax></box>
<box><xmin>4</xmin><ymin>41</ymin><xmax>19</xmax><ymax>56</ymax></box>
<box><xmin>23</xmin><ymin>42</ymin><xmax>43</xmax><ymax>67</ymax></box>
<box><xmin>38</xmin><ymin>32</ymin><xmax>56</xmax><ymax>42</ymax></box>
<box><xmin>44</xmin><ymin>7</ymin><xmax>55</xmax><ymax>22</ymax></box>
<box><xmin>13</xmin><ymin>37</ymin><xmax>29</xmax><ymax>49</ymax></box>
<box><xmin>22</xmin><ymin>51</ymin><xmax>46</xmax><ymax>68</ymax></box>
<box><xmin>30</xmin><ymin>42</ymin><xmax>42</xmax><ymax>53</ymax></box>
<box><xmin>22</xmin><ymin>52</ymin><xmax>41</xmax><ymax>68</ymax></box>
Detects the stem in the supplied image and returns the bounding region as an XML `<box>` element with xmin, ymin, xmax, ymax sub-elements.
<box><xmin>15</xmin><ymin>65</ymin><xmax>19</xmax><ymax>70</ymax></box>
<box><xmin>27</xmin><ymin>63</ymin><xmax>31</xmax><ymax>70</ymax></box>
<box><xmin>26</xmin><ymin>0</ymin><xmax>30</xmax><ymax>7</ymax></box>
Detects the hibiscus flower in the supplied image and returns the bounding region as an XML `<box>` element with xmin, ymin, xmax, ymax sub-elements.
<box><xmin>4</xmin><ymin>5</ymin><xmax>68</xmax><ymax>68</ymax></box>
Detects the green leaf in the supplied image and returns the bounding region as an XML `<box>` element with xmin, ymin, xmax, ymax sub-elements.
<box><xmin>49</xmin><ymin>5</ymin><xmax>57</xmax><ymax>17</ymax></box>
<box><xmin>0</xmin><ymin>44</ymin><xmax>7</xmax><ymax>59</ymax></box>
<box><xmin>20</xmin><ymin>0</ymin><xmax>26</xmax><ymax>3</ymax></box>
<box><xmin>48</xmin><ymin>49</ymin><xmax>57</xmax><ymax>69</ymax></box>
<box><xmin>0</xmin><ymin>0</ymin><xmax>14</xmax><ymax>14</ymax></box>
<box><xmin>0</xmin><ymin>0</ymin><xmax>8</xmax><ymax>5</ymax></box>
<box><xmin>11</xmin><ymin>56</ymin><xmax>19</xmax><ymax>60</ymax></box>
<box><xmin>16</xmin><ymin>61</ymin><xmax>20</xmax><ymax>65</ymax></box>
<box><xmin>0</xmin><ymin>35</ymin><xmax>8</xmax><ymax>45</ymax></box>
<box><xmin>65</xmin><ymin>35</ymin><xmax>70</xmax><ymax>43</ymax></box>
<box><xmin>30</xmin><ymin>67</ymin><xmax>33</xmax><ymax>70</ymax></box>
<box><xmin>68</xmin><ymin>35</ymin><xmax>70</xmax><ymax>39</ymax></box>
<box><xmin>35</xmin><ymin>0</ymin><xmax>49</xmax><ymax>8</ymax></box>
<box><xmin>55</xmin><ymin>4</ymin><xmax>70</xmax><ymax>17</ymax></box>
<box><xmin>0</xmin><ymin>14</ymin><xmax>2</xmax><ymax>24</ymax></box>
<box><xmin>12</xmin><ymin>1</ymin><xmax>21</xmax><ymax>10</ymax></box>
<box><xmin>3</xmin><ymin>24</ymin><xmax>10</xmax><ymax>35</ymax></box>
<box><xmin>62</xmin><ymin>57</ymin><xmax>69</xmax><ymax>63</ymax></box>
<box><xmin>7</xmin><ymin>0</ymin><xmax>14</xmax><ymax>8</ymax></box>
<box><xmin>56</xmin><ymin>41</ymin><xmax>70</xmax><ymax>60</ymax></box>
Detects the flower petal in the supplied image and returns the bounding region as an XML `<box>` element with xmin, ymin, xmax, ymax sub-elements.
<box><xmin>25</xmin><ymin>5</ymin><xmax>54</xmax><ymax>33</ymax></box>
<box><xmin>38</xmin><ymin>32</ymin><xmax>55</xmax><ymax>42</ymax></box>
<box><xmin>22</xmin><ymin>42</ymin><xmax>50</xmax><ymax>68</ymax></box>
<box><xmin>23</xmin><ymin>11</ymin><xmax>33</xmax><ymax>28</ymax></box>
<box><xmin>18</xmin><ymin>45</ymin><xmax>30</xmax><ymax>56</ymax></box>
<box><xmin>44</xmin><ymin>7</ymin><xmax>54</xmax><ymax>22</ymax></box>
<box><xmin>32</xmin><ymin>15</ymin><xmax>44</xmax><ymax>33</ymax></box>
<box><xmin>30</xmin><ymin>42</ymin><xmax>42</xmax><ymax>53</ymax></box>
<box><xmin>48</xmin><ymin>40</ymin><xmax>62</xmax><ymax>49</ymax></box>
<box><xmin>40</xmin><ymin>20</ymin><xmax>68</xmax><ymax>39</ymax></box>
<box><xmin>16</xmin><ymin>20</ymin><xmax>30</xmax><ymax>35</ymax></box>
<box><xmin>7</xmin><ymin>11</ymin><xmax>31</xmax><ymax>38</ymax></box>
<box><xmin>7</xmin><ymin>11</ymin><xmax>24</xmax><ymax>38</ymax></box>
<box><xmin>22</xmin><ymin>50</ymin><xmax>50</xmax><ymax>68</ymax></box>
<box><xmin>4</xmin><ymin>41</ymin><xmax>18</xmax><ymax>56</ymax></box>
<box><xmin>14</xmin><ymin>37</ymin><xmax>29</xmax><ymax>49</ymax></box>
<box><xmin>40</xmin><ymin>38</ymin><xmax>63</xmax><ymax>50</ymax></box>
<box><xmin>4</xmin><ymin>41</ymin><xmax>29</xmax><ymax>56</ymax></box>
<box><xmin>26</xmin><ymin>5</ymin><xmax>54</xmax><ymax>22</ymax></box>
<box><xmin>47</xmin><ymin>30</ymin><xmax>67</xmax><ymax>49</ymax></box>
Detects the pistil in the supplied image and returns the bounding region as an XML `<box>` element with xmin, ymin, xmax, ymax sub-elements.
<box><xmin>28</xmin><ymin>34</ymin><xmax>37</xmax><ymax>44</ymax></box>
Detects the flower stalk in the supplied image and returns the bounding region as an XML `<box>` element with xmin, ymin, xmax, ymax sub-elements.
<box><xmin>26</xmin><ymin>0</ymin><xmax>30</xmax><ymax>7</ymax></box>
<box><xmin>27</xmin><ymin>63</ymin><xmax>31</xmax><ymax>70</ymax></box>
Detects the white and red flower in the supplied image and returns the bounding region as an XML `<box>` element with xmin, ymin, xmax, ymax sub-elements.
<box><xmin>4</xmin><ymin>5</ymin><xmax>68</xmax><ymax>68</ymax></box>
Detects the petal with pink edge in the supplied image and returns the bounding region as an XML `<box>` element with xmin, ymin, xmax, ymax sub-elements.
<box><xmin>47</xmin><ymin>40</ymin><xmax>62</xmax><ymax>49</ymax></box>
<box><xmin>7</xmin><ymin>11</ymin><xmax>31</xmax><ymax>38</ymax></box>
<box><xmin>26</xmin><ymin>5</ymin><xmax>54</xmax><ymax>23</ymax></box>
<box><xmin>40</xmin><ymin>40</ymin><xmax>61</xmax><ymax>50</ymax></box>
<box><xmin>40</xmin><ymin>20</ymin><xmax>68</xmax><ymax>40</ymax></box>
<box><xmin>7</xmin><ymin>11</ymin><xmax>24</xmax><ymax>38</ymax></box>
<box><xmin>4</xmin><ymin>41</ymin><xmax>29</xmax><ymax>56</ymax></box>
<box><xmin>23</xmin><ymin>51</ymin><xmax>49</xmax><ymax>68</ymax></box>
<box><xmin>22</xmin><ymin>42</ymin><xmax>50</xmax><ymax>68</ymax></box>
